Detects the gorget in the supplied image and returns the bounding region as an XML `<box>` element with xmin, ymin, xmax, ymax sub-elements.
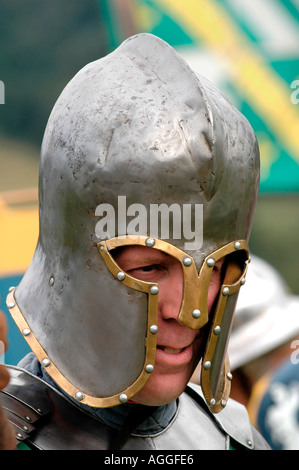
<box><xmin>17</xmin><ymin>353</ymin><xmax>177</xmax><ymax>436</ymax></box>
<box><xmin>0</xmin><ymin>359</ymin><xmax>270</xmax><ymax>450</ymax></box>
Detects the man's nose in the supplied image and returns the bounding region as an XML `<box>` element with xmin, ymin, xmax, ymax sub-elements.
<box><xmin>158</xmin><ymin>271</ymin><xmax>184</xmax><ymax>321</ymax></box>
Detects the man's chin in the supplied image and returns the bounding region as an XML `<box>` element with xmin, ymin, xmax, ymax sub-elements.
<box><xmin>131</xmin><ymin>373</ymin><xmax>190</xmax><ymax>407</ymax></box>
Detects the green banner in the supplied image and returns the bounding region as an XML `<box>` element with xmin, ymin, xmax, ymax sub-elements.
<box><xmin>101</xmin><ymin>0</ymin><xmax>299</xmax><ymax>192</ymax></box>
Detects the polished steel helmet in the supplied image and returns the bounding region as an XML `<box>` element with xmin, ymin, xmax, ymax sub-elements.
<box><xmin>7</xmin><ymin>34</ymin><xmax>260</xmax><ymax>413</ymax></box>
<box><xmin>229</xmin><ymin>255</ymin><xmax>299</xmax><ymax>371</ymax></box>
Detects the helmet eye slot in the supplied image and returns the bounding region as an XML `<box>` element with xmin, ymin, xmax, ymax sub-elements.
<box><xmin>109</xmin><ymin>245</ymin><xmax>183</xmax><ymax>285</ymax></box>
<box><xmin>222</xmin><ymin>250</ymin><xmax>248</xmax><ymax>286</ymax></box>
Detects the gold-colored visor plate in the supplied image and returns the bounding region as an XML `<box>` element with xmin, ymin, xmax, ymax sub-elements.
<box><xmin>200</xmin><ymin>242</ymin><xmax>250</xmax><ymax>412</ymax></box>
<box><xmin>98</xmin><ymin>236</ymin><xmax>249</xmax><ymax>413</ymax></box>
<box><xmin>101</xmin><ymin>236</ymin><xmax>249</xmax><ymax>331</ymax></box>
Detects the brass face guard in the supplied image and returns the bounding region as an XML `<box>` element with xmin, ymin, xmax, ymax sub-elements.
<box><xmin>100</xmin><ymin>236</ymin><xmax>249</xmax><ymax>330</ymax></box>
<box><xmin>7</xmin><ymin>236</ymin><xmax>248</xmax><ymax>410</ymax></box>
<box><xmin>200</xmin><ymin>247</ymin><xmax>249</xmax><ymax>412</ymax></box>
<box><xmin>99</xmin><ymin>236</ymin><xmax>249</xmax><ymax>412</ymax></box>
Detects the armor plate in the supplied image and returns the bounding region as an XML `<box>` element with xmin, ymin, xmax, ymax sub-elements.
<box><xmin>1</xmin><ymin>366</ymin><xmax>270</xmax><ymax>450</ymax></box>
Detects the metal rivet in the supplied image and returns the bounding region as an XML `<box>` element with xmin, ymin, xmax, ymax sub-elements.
<box><xmin>16</xmin><ymin>433</ymin><xmax>23</xmax><ymax>440</ymax></box>
<box><xmin>227</xmin><ymin>372</ymin><xmax>233</xmax><ymax>381</ymax></box>
<box><xmin>247</xmin><ymin>440</ymin><xmax>253</xmax><ymax>447</ymax></box>
<box><xmin>183</xmin><ymin>257</ymin><xmax>192</xmax><ymax>267</ymax></box>
<box><xmin>41</xmin><ymin>358</ymin><xmax>51</xmax><ymax>368</ymax></box>
<box><xmin>234</xmin><ymin>241</ymin><xmax>241</xmax><ymax>250</ymax></box>
<box><xmin>209</xmin><ymin>398</ymin><xmax>216</xmax><ymax>407</ymax></box>
<box><xmin>206</xmin><ymin>258</ymin><xmax>215</xmax><ymax>267</ymax></box>
<box><xmin>100</xmin><ymin>245</ymin><xmax>105</xmax><ymax>251</ymax></box>
<box><xmin>119</xmin><ymin>393</ymin><xmax>128</xmax><ymax>403</ymax></box>
<box><xmin>240</xmin><ymin>277</ymin><xmax>246</xmax><ymax>286</ymax></box>
<box><xmin>75</xmin><ymin>392</ymin><xmax>84</xmax><ymax>401</ymax></box>
<box><xmin>145</xmin><ymin>238</ymin><xmax>155</xmax><ymax>247</ymax></box>
<box><xmin>221</xmin><ymin>399</ymin><xmax>227</xmax><ymax>408</ymax></box>
<box><xmin>8</xmin><ymin>286</ymin><xmax>15</xmax><ymax>292</ymax></box>
<box><xmin>117</xmin><ymin>271</ymin><xmax>125</xmax><ymax>281</ymax></box>
<box><xmin>7</xmin><ymin>302</ymin><xmax>15</xmax><ymax>309</ymax></box>
<box><xmin>145</xmin><ymin>364</ymin><xmax>154</xmax><ymax>373</ymax></box>
<box><xmin>222</xmin><ymin>286</ymin><xmax>230</xmax><ymax>296</ymax></box>
<box><xmin>22</xmin><ymin>328</ymin><xmax>31</xmax><ymax>337</ymax></box>
<box><xmin>204</xmin><ymin>361</ymin><xmax>211</xmax><ymax>370</ymax></box>
<box><xmin>213</xmin><ymin>326</ymin><xmax>221</xmax><ymax>335</ymax></box>
<box><xmin>23</xmin><ymin>426</ymin><xmax>29</xmax><ymax>432</ymax></box>
<box><xmin>49</xmin><ymin>277</ymin><xmax>54</xmax><ymax>286</ymax></box>
<box><xmin>149</xmin><ymin>325</ymin><xmax>158</xmax><ymax>334</ymax></box>
<box><xmin>150</xmin><ymin>285</ymin><xmax>159</xmax><ymax>295</ymax></box>
<box><xmin>25</xmin><ymin>416</ymin><xmax>31</xmax><ymax>422</ymax></box>
<box><xmin>192</xmin><ymin>309</ymin><xmax>201</xmax><ymax>319</ymax></box>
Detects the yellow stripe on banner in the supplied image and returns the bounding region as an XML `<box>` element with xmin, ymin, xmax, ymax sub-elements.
<box><xmin>154</xmin><ymin>0</ymin><xmax>299</xmax><ymax>161</ymax></box>
<box><xmin>0</xmin><ymin>190</ymin><xmax>38</xmax><ymax>277</ymax></box>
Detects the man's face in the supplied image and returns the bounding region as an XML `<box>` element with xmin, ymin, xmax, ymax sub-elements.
<box><xmin>113</xmin><ymin>245</ymin><xmax>223</xmax><ymax>406</ymax></box>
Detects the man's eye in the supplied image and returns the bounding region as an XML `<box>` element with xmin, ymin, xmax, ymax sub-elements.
<box><xmin>140</xmin><ymin>265</ymin><xmax>155</xmax><ymax>272</ymax></box>
<box><xmin>129</xmin><ymin>264</ymin><xmax>165</xmax><ymax>278</ymax></box>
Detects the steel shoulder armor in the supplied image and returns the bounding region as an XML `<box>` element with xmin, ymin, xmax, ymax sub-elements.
<box><xmin>1</xmin><ymin>366</ymin><xmax>270</xmax><ymax>450</ymax></box>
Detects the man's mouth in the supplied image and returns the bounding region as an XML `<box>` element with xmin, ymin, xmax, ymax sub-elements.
<box><xmin>157</xmin><ymin>345</ymin><xmax>186</xmax><ymax>354</ymax></box>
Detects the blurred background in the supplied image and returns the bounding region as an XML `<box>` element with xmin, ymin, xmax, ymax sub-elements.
<box><xmin>1</xmin><ymin>0</ymin><xmax>299</xmax><ymax>366</ymax></box>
